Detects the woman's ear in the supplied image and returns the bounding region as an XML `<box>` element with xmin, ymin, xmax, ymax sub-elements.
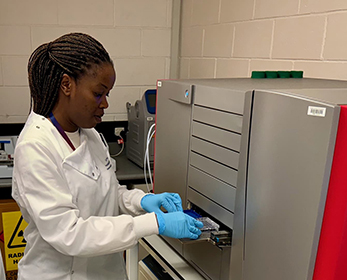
<box><xmin>60</xmin><ymin>74</ymin><xmax>73</xmax><ymax>96</ymax></box>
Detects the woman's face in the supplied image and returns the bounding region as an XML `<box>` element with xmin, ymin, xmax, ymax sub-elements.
<box><xmin>67</xmin><ymin>62</ymin><xmax>116</xmax><ymax>130</ymax></box>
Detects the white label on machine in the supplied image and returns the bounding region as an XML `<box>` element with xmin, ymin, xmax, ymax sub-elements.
<box><xmin>157</xmin><ymin>81</ymin><xmax>162</xmax><ymax>87</ymax></box>
<box><xmin>307</xmin><ymin>106</ymin><xmax>326</xmax><ymax>117</ymax></box>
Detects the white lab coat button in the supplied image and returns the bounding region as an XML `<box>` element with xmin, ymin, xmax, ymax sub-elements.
<box><xmin>71</xmin><ymin>270</ymin><xmax>74</xmax><ymax>274</ymax></box>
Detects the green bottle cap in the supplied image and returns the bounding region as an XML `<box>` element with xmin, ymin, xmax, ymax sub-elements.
<box><xmin>251</xmin><ymin>71</ymin><xmax>266</xmax><ymax>79</ymax></box>
<box><xmin>265</xmin><ymin>71</ymin><xmax>278</xmax><ymax>78</ymax></box>
<box><xmin>278</xmin><ymin>71</ymin><xmax>291</xmax><ymax>78</ymax></box>
<box><xmin>290</xmin><ymin>71</ymin><xmax>303</xmax><ymax>78</ymax></box>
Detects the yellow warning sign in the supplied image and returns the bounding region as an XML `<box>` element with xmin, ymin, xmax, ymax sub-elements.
<box><xmin>2</xmin><ymin>211</ymin><xmax>27</xmax><ymax>271</ymax></box>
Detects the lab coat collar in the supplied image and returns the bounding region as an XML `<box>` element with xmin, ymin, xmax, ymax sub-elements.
<box><xmin>62</xmin><ymin>132</ymin><xmax>101</xmax><ymax>181</ymax></box>
<box><xmin>24</xmin><ymin>112</ymin><xmax>101</xmax><ymax>180</ymax></box>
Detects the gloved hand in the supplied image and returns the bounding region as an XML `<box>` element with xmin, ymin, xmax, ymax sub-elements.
<box><xmin>155</xmin><ymin>211</ymin><xmax>203</xmax><ymax>240</ymax></box>
<box><xmin>141</xmin><ymin>192</ymin><xmax>183</xmax><ymax>213</ymax></box>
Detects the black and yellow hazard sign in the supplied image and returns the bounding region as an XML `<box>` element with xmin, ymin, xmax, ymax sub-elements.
<box><xmin>2</xmin><ymin>211</ymin><xmax>28</xmax><ymax>271</ymax></box>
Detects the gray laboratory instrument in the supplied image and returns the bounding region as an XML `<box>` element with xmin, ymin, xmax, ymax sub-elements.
<box><xmin>0</xmin><ymin>136</ymin><xmax>17</xmax><ymax>179</ymax></box>
<box><xmin>154</xmin><ymin>78</ymin><xmax>347</xmax><ymax>280</ymax></box>
<box><xmin>126</xmin><ymin>89</ymin><xmax>156</xmax><ymax>168</ymax></box>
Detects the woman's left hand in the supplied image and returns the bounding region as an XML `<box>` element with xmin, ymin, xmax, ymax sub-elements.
<box><xmin>141</xmin><ymin>192</ymin><xmax>184</xmax><ymax>213</ymax></box>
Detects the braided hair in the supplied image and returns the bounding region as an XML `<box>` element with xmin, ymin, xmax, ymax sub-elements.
<box><xmin>28</xmin><ymin>33</ymin><xmax>113</xmax><ymax>117</ymax></box>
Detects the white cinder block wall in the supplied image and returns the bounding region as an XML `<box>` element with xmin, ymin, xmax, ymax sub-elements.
<box><xmin>180</xmin><ymin>0</ymin><xmax>347</xmax><ymax>80</ymax></box>
<box><xmin>0</xmin><ymin>0</ymin><xmax>172</xmax><ymax>123</ymax></box>
<box><xmin>3</xmin><ymin>0</ymin><xmax>347</xmax><ymax>123</ymax></box>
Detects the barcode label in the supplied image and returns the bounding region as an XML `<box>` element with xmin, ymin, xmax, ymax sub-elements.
<box><xmin>307</xmin><ymin>106</ymin><xmax>326</xmax><ymax>117</ymax></box>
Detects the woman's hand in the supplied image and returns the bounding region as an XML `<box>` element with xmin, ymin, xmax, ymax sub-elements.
<box><xmin>156</xmin><ymin>211</ymin><xmax>203</xmax><ymax>240</ymax></box>
<box><xmin>141</xmin><ymin>192</ymin><xmax>183</xmax><ymax>213</ymax></box>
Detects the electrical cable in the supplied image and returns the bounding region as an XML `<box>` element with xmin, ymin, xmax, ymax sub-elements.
<box><xmin>146</xmin><ymin>129</ymin><xmax>155</xmax><ymax>187</ymax></box>
<box><xmin>111</xmin><ymin>135</ymin><xmax>124</xmax><ymax>157</ymax></box>
<box><xmin>144</xmin><ymin>124</ymin><xmax>155</xmax><ymax>192</ymax></box>
<box><xmin>144</xmin><ymin>123</ymin><xmax>156</xmax><ymax>193</ymax></box>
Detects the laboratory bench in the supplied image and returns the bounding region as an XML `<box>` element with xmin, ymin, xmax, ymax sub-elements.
<box><xmin>113</xmin><ymin>152</ymin><xmax>151</xmax><ymax>187</ymax></box>
<box><xmin>0</xmin><ymin>178</ymin><xmax>11</xmax><ymax>189</ymax></box>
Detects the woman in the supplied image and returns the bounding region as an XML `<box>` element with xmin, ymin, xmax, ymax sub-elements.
<box><xmin>12</xmin><ymin>33</ymin><xmax>202</xmax><ymax>280</ymax></box>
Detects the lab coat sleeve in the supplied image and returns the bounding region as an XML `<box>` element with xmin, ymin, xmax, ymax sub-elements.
<box><xmin>117</xmin><ymin>184</ymin><xmax>147</xmax><ymax>216</ymax></box>
<box><xmin>14</xmin><ymin>140</ymin><xmax>159</xmax><ymax>257</ymax></box>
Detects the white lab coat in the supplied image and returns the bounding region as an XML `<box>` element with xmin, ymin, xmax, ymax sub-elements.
<box><xmin>0</xmin><ymin>252</ymin><xmax>5</xmax><ymax>280</ymax></box>
<box><xmin>12</xmin><ymin>112</ymin><xmax>158</xmax><ymax>280</ymax></box>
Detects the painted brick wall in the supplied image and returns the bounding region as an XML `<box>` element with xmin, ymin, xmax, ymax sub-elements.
<box><xmin>0</xmin><ymin>0</ymin><xmax>172</xmax><ymax>123</ymax></box>
<box><xmin>180</xmin><ymin>0</ymin><xmax>347</xmax><ymax>81</ymax></box>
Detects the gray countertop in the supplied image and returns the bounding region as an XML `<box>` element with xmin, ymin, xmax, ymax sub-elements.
<box><xmin>114</xmin><ymin>153</ymin><xmax>150</xmax><ymax>183</ymax></box>
<box><xmin>0</xmin><ymin>178</ymin><xmax>12</xmax><ymax>188</ymax></box>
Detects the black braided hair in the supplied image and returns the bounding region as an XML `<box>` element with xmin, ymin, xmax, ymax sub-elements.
<box><xmin>27</xmin><ymin>32</ymin><xmax>113</xmax><ymax>117</ymax></box>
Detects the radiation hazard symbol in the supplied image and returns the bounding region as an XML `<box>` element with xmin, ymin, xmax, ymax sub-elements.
<box><xmin>2</xmin><ymin>211</ymin><xmax>28</xmax><ymax>271</ymax></box>
<box><xmin>8</xmin><ymin>216</ymin><xmax>26</xmax><ymax>249</ymax></box>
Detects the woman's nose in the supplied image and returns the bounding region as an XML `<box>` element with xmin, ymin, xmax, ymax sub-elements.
<box><xmin>100</xmin><ymin>95</ymin><xmax>109</xmax><ymax>109</ymax></box>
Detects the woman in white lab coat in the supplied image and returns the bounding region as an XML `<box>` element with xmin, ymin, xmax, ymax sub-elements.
<box><xmin>12</xmin><ymin>33</ymin><xmax>203</xmax><ymax>280</ymax></box>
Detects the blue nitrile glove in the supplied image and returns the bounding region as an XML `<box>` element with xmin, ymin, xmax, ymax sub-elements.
<box><xmin>155</xmin><ymin>211</ymin><xmax>204</xmax><ymax>240</ymax></box>
<box><xmin>141</xmin><ymin>192</ymin><xmax>184</xmax><ymax>213</ymax></box>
